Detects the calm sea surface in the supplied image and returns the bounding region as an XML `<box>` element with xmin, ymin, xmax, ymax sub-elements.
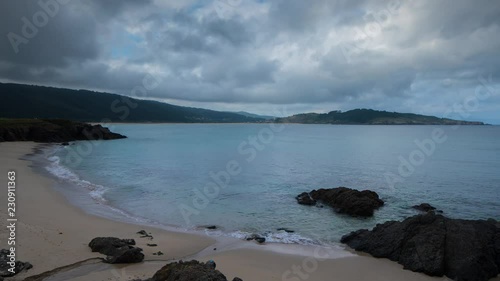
<box><xmin>44</xmin><ymin>124</ymin><xmax>500</xmax><ymax>245</ymax></box>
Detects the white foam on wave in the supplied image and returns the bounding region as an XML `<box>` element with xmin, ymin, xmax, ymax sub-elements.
<box><xmin>45</xmin><ymin>154</ymin><xmax>108</xmax><ymax>202</ymax></box>
<box><xmin>206</xmin><ymin>229</ymin><xmax>320</xmax><ymax>246</ymax></box>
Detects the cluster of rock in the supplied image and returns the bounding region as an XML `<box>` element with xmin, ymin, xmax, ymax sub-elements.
<box><xmin>139</xmin><ymin>260</ymin><xmax>242</xmax><ymax>281</ymax></box>
<box><xmin>297</xmin><ymin>187</ymin><xmax>384</xmax><ymax>217</ymax></box>
<box><xmin>87</xmin><ymin>236</ymin><xmax>243</xmax><ymax>280</ymax></box>
<box><xmin>88</xmin><ymin>237</ymin><xmax>144</xmax><ymax>264</ymax></box>
<box><xmin>0</xmin><ymin>249</ymin><xmax>32</xmax><ymax>279</ymax></box>
<box><xmin>341</xmin><ymin>212</ymin><xmax>500</xmax><ymax>281</ymax></box>
<box><xmin>296</xmin><ymin>186</ymin><xmax>500</xmax><ymax>280</ymax></box>
<box><xmin>0</xmin><ymin>119</ymin><xmax>126</xmax><ymax>142</ymax></box>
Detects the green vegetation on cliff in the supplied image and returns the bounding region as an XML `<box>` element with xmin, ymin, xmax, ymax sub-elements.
<box><xmin>0</xmin><ymin>83</ymin><xmax>485</xmax><ymax>125</ymax></box>
<box><xmin>0</xmin><ymin>83</ymin><xmax>262</xmax><ymax>123</ymax></box>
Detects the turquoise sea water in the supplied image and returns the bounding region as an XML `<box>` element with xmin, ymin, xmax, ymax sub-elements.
<box><xmin>44</xmin><ymin>124</ymin><xmax>500</xmax><ymax>245</ymax></box>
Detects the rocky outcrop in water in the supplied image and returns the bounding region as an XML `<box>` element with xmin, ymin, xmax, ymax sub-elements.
<box><xmin>0</xmin><ymin>249</ymin><xmax>32</xmax><ymax>278</ymax></box>
<box><xmin>340</xmin><ymin>212</ymin><xmax>500</xmax><ymax>281</ymax></box>
<box><xmin>412</xmin><ymin>203</ymin><xmax>442</xmax><ymax>213</ymax></box>
<box><xmin>142</xmin><ymin>260</ymin><xmax>243</xmax><ymax>281</ymax></box>
<box><xmin>296</xmin><ymin>192</ymin><xmax>316</xmax><ymax>205</ymax></box>
<box><xmin>0</xmin><ymin>119</ymin><xmax>126</xmax><ymax>142</ymax></box>
<box><xmin>88</xmin><ymin>237</ymin><xmax>144</xmax><ymax>264</ymax></box>
<box><xmin>297</xmin><ymin>187</ymin><xmax>384</xmax><ymax>217</ymax></box>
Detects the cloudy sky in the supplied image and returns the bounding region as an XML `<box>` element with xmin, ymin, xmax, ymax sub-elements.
<box><xmin>1</xmin><ymin>0</ymin><xmax>499</xmax><ymax>123</ymax></box>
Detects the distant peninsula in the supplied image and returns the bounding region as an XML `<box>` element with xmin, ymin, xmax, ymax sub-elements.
<box><xmin>274</xmin><ymin>109</ymin><xmax>485</xmax><ymax>125</ymax></box>
<box><xmin>0</xmin><ymin>82</ymin><xmax>485</xmax><ymax>125</ymax></box>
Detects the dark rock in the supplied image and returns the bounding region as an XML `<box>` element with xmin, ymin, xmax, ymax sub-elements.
<box><xmin>88</xmin><ymin>237</ymin><xmax>136</xmax><ymax>256</ymax></box>
<box><xmin>147</xmin><ymin>244</ymin><xmax>158</xmax><ymax>247</ymax></box>
<box><xmin>147</xmin><ymin>260</ymin><xmax>237</xmax><ymax>281</ymax></box>
<box><xmin>137</xmin><ymin>230</ymin><xmax>153</xmax><ymax>239</ymax></box>
<box><xmin>245</xmin><ymin>234</ymin><xmax>266</xmax><ymax>243</ymax></box>
<box><xmin>341</xmin><ymin>213</ymin><xmax>500</xmax><ymax>281</ymax></box>
<box><xmin>153</xmin><ymin>251</ymin><xmax>164</xmax><ymax>256</ymax></box>
<box><xmin>299</xmin><ymin>187</ymin><xmax>384</xmax><ymax>217</ymax></box>
<box><xmin>296</xmin><ymin>192</ymin><xmax>316</xmax><ymax>205</ymax></box>
<box><xmin>255</xmin><ymin>237</ymin><xmax>266</xmax><ymax>244</ymax></box>
<box><xmin>206</xmin><ymin>225</ymin><xmax>217</xmax><ymax>230</ymax></box>
<box><xmin>0</xmin><ymin>119</ymin><xmax>126</xmax><ymax>143</ymax></box>
<box><xmin>232</xmin><ymin>278</ymin><xmax>243</xmax><ymax>281</ymax></box>
<box><xmin>412</xmin><ymin>203</ymin><xmax>437</xmax><ymax>213</ymax></box>
<box><xmin>88</xmin><ymin>237</ymin><xmax>143</xmax><ymax>264</ymax></box>
<box><xmin>0</xmin><ymin>249</ymin><xmax>33</xmax><ymax>277</ymax></box>
<box><xmin>277</xmin><ymin>228</ymin><xmax>295</xmax><ymax>233</ymax></box>
<box><xmin>105</xmin><ymin>247</ymin><xmax>144</xmax><ymax>264</ymax></box>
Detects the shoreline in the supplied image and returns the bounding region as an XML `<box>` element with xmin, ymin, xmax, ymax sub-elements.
<box><xmin>0</xmin><ymin>142</ymin><xmax>460</xmax><ymax>280</ymax></box>
<box><xmin>31</xmin><ymin>144</ymin><xmax>328</xmax><ymax>249</ymax></box>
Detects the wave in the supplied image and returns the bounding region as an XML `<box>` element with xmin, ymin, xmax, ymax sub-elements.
<box><xmin>205</xmin><ymin>229</ymin><xmax>321</xmax><ymax>246</ymax></box>
<box><xmin>43</xmin><ymin>150</ymin><xmax>156</xmax><ymax>226</ymax></box>
<box><xmin>45</xmin><ymin>154</ymin><xmax>109</xmax><ymax>202</ymax></box>
<box><xmin>41</xmin><ymin>147</ymin><xmax>327</xmax><ymax>247</ymax></box>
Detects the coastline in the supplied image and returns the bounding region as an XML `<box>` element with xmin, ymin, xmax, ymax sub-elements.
<box><xmin>0</xmin><ymin>142</ymin><xmax>460</xmax><ymax>281</ymax></box>
<box><xmin>0</xmin><ymin>142</ymin><xmax>214</xmax><ymax>280</ymax></box>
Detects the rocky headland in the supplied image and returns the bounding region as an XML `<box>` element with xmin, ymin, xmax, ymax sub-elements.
<box><xmin>341</xmin><ymin>212</ymin><xmax>500</xmax><ymax>281</ymax></box>
<box><xmin>0</xmin><ymin>119</ymin><xmax>126</xmax><ymax>142</ymax></box>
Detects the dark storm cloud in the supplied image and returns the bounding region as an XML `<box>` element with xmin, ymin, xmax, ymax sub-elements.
<box><xmin>0</xmin><ymin>0</ymin><xmax>499</xmax><ymax>122</ymax></box>
<box><xmin>0</xmin><ymin>0</ymin><xmax>99</xmax><ymax>67</ymax></box>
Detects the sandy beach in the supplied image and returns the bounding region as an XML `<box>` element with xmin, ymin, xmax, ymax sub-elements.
<box><xmin>0</xmin><ymin>142</ymin><xmax>472</xmax><ymax>281</ymax></box>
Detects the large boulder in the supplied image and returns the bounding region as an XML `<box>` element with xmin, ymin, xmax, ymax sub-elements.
<box><xmin>297</xmin><ymin>187</ymin><xmax>384</xmax><ymax>217</ymax></box>
<box><xmin>105</xmin><ymin>247</ymin><xmax>144</xmax><ymax>264</ymax></box>
<box><xmin>88</xmin><ymin>237</ymin><xmax>143</xmax><ymax>264</ymax></box>
<box><xmin>0</xmin><ymin>249</ymin><xmax>32</xmax><ymax>277</ymax></box>
<box><xmin>145</xmin><ymin>260</ymin><xmax>242</xmax><ymax>281</ymax></box>
<box><xmin>341</xmin><ymin>213</ymin><xmax>500</xmax><ymax>281</ymax></box>
<box><xmin>412</xmin><ymin>203</ymin><xmax>439</xmax><ymax>213</ymax></box>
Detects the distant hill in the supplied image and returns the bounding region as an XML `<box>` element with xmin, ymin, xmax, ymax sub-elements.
<box><xmin>0</xmin><ymin>83</ymin><xmax>263</xmax><ymax>123</ymax></box>
<box><xmin>233</xmin><ymin>111</ymin><xmax>276</xmax><ymax>120</ymax></box>
<box><xmin>0</xmin><ymin>83</ymin><xmax>486</xmax><ymax>125</ymax></box>
<box><xmin>275</xmin><ymin>109</ymin><xmax>485</xmax><ymax>125</ymax></box>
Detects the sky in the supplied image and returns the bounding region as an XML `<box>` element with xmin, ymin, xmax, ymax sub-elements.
<box><xmin>1</xmin><ymin>0</ymin><xmax>499</xmax><ymax>123</ymax></box>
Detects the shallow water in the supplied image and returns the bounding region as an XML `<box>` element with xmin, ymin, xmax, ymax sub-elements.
<box><xmin>44</xmin><ymin>124</ymin><xmax>500</xmax><ymax>245</ymax></box>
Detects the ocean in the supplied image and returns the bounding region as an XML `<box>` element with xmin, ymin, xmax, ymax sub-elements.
<box><xmin>40</xmin><ymin>124</ymin><xmax>500</xmax><ymax>246</ymax></box>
